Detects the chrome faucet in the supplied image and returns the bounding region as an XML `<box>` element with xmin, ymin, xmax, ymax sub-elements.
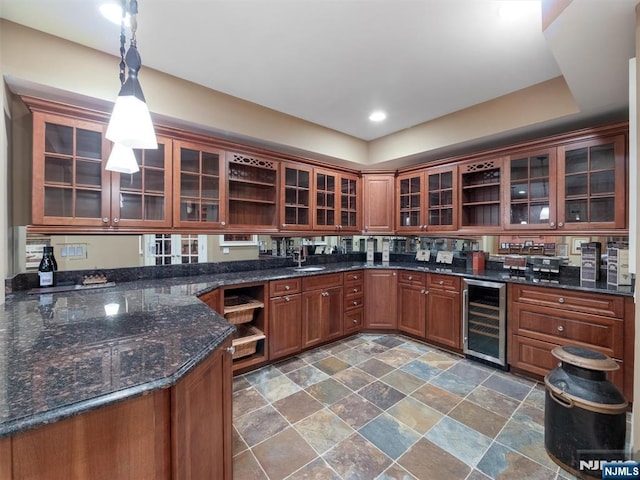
<box><xmin>293</xmin><ymin>246</ymin><xmax>307</xmax><ymax>268</ymax></box>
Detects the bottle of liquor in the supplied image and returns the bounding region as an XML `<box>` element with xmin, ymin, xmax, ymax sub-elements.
<box><xmin>38</xmin><ymin>246</ymin><xmax>56</xmax><ymax>287</ymax></box>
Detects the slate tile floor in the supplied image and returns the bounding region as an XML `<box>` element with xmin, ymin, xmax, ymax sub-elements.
<box><xmin>232</xmin><ymin>334</ymin><xmax>625</xmax><ymax>480</ymax></box>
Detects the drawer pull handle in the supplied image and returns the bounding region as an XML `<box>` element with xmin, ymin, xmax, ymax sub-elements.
<box><xmin>353</xmin><ymin>319</ymin><xmax>358</xmax><ymax>324</ymax></box>
<box><xmin>439</xmin><ymin>280</ymin><xmax>444</xmax><ymax>285</ymax></box>
<box><xmin>285</xmin><ymin>285</ymin><xmax>290</xmax><ymax>291</ymax></box>
<box><xmin>558</xmin><ymin>297</ymin><xmax>565</xmax><ymax>304</ymax></box>
<box><xmin>557</xmin><ymin>325</ymin><xmax>564</xmax><ymax>332</ymax></box>
<box><xmin>226</xmin><ymin>346</ymin><xmax>236</xmax><ymax>355</ymax></box>
<box><xmin>408</xmin><ymin>276</ymin><xmax>413</xmax><ymax>280</ymax></box>
<box><xmin>353</xmin><ymin>301</ymin><xmax>358</xmax><ymax>306</ymax></box>
<box><xmin>353</xmin><ymin>288</ymin><xmax>358</xmax><ymax>293</ymax></box>
<box><xmin>284</xmin><ymin>296</ymin><xmax>290</xmax><ymax>302</ymax></box>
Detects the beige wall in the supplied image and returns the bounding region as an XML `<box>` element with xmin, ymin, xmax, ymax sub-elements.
<box><xmin>1</xmin><ymin>20</ymin><xmax>583</xmax><ymax>171</ymax></box>
<box><xmin>368</xmin><ymin>77</ymin><xmax>579</xmax><ymax>167</ymax></box>
<box><xmin>0</xmin><ymin>20</ymin><xmax>368</xmax><ymax>168</ymax></box>
<box><xmin>49</xmin><ymin>235</ymin><xmax>143</xmax><ymax>271</ymax></box>
<box><xmin>207</xmin><ymin>235</ymin><xmax>259</xmax><ymax>263</ymax></box>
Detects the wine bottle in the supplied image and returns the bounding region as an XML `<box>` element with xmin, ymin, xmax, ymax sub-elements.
<box><xmin>38</xmin><ymin>246</ymin><xmax>56</xmax><ymax>287</ymax></box>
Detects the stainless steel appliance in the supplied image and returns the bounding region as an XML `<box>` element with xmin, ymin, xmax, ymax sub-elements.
<box><xmin>462</xmin><ymin>278</ymin><xmax>507</xmax><ymax>368</ymax></box>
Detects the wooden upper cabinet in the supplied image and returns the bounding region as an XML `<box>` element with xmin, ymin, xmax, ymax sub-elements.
<box><xmin>32</xmin><ymin>111</ymin><xmax>173</xmax><ymax>229</ymax></box>
<box><xmin>557</xmin><ymin>135</ymin><xmax>627</xmax><ymax>230</ymax></box>
<box><xmin>32</xmin><ymin>112</ymin><xmax>111</xmax><ymax>227</ymax></box>
<box><xmin>396</xmin><ymin>165</ymin><xmax>457</xmax><ymax>233</ymax></box>
<box><xmin>502</xmin><ymin>147</ymin><xmax>557</xmax><ymax>231</ymax></box>
<box><xmin>280</xmin><ymin>162</ymin><xmax>312</xmax><ymax>230</ymax></box>
<box><xmin>226</xmin><ymin>152</ymin><xmax>279</xmax><ymax>231</ymax></box>
<box><xmin>314</xmin><ymin>169</ymin><xmax>361</xmax><ymax>232</ymax></box>
<box><xmin>173</xmin><ymin>140</ymin><xmax>226</xmax><ymax>228</ymax></box>
<box><xmin>459</xmin><ymin>157</ymin><xmax>504</xmax><ymax>231</ymax></box>
<box><xmin>110</xmin><ymin>135</ymin><xmax>173</xmax><ymax>229</ymax></box>
<box><xmin>280</xmin><ymin>165</ymin><xmax>360</xmax><ymax>233</ymax></box>
<box><xmin>362</xmin><ymin>173</ymin><xmax>395</xmax><ymax>234</ymax></box>
<box><xmin>338</xmin><ymin>172</ymin><xmax>361</xmax><ymax>232</ymax></box>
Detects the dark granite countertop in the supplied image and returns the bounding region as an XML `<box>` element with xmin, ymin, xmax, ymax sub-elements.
<box><xmin>0</xmin><ymin>260</ymin><xmax>633</xmax><ymax>438</ymax></box>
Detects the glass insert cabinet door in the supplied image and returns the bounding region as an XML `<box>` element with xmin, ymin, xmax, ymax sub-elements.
<box><xmin>281</xmin><ymin>163</ymin><xmax>312</xmax><ymax>229</ymax></box>
<box><xmin>314</xmin><ymin>169</ymin><xmax>337</xmax><ymax>230</ymax></box>
<box><xmin>503</xmin><ymin>149</ymin><xmax>557</xmax><ymax>230</ymax></box>
<box><xmin>110</xmin><ymin>135</ymin><xmax>173</xmax><ymax>228</ymax></box>
<box><xmin>339</xmin><ymin>173</ymin><xmax>359</xmax><ymax>231</ymax></box>
<box><xmin>397</xmin><ymin>173</ymin><xmax>423</xmax><ymax>231</ymax></box>
<box><xmin>426</xmin><ymin>165</ymin><xmax>457</xmax><ymax>231</ymax></box>
<box><xmin>557</xmin><ymin>135</ymin><xmax>626</xmax><ymax>230</ymax></box>
<box><xmin>173</xmin><ymin>140</ymin><xmax>226</xmax><ymax>228</ymax></box>
<box><xmin>32</xmin><ymin>112</ymin><xmax>110</xmax><ymax>226</ymax></box>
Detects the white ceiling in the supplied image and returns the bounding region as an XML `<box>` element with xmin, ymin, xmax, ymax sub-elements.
<box><xmin>0</xmin><ymin>0</ymin><xmax>637</xmax><ymax>142</ymax></box>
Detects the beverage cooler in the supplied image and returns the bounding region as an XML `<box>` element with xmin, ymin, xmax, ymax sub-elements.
<box><xmin>462</xmin><ymin>278</ymin><xmax>507</xmax><ymax>368</ymax></box>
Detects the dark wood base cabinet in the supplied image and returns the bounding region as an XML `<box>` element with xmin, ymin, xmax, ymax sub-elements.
<box><xmin>0</xmin><ymin>338</ymin><xmax>233</xmax><ymax>480</ymax></box>
<box><xmin>508</xmin><ymin>284</ymin><xmax>633</xmax><ymax>402</ymax></box>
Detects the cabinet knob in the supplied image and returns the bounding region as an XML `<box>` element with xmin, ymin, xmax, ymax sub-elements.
<box><xmin>113</xmin><ymin>217</ymin><xmax>119</xmax><ymax>223</ymax></box>
<box><xmin>322</xmin><ymin>291</ymin><xmax>329</xmax><ymax>297</ymax></box>
<box><xmin>353</xmin><ymin>319</ymin><xmax>358</xmax><ymax>324</ymax></box>
<box><xmin>364</xmin><ymin>226</ymin><xmax>368</xmax><ymax>230</ymax></box>
<box><xmin>549</xmin><ymin>221</ymin><xmax>555</xmax><ymax>227</ymax></box>
<box><xmin>353</xmin><ymin>300</ymin><xmax>358</xmax><ymax>306</ymax></box>
<box><xmin>558</xmin><ymin>297</ymin><xmax>565</xmax><ymax>304</ymax></box>
<box><xmin>285</xmin><ymin>285</ymin><xmax>290</xmax><ymax>291</ymax></box>
<box><xmin>353</xmin><ymin>275</ymin><xmax>359</xmax><ymax>280</ymax></box>
<box><xmin>420</xmin><ymin>289</ymin><xmax>426</xmax><ymax>294</ymax></box>
<box><xmin>284</xmin><ymin>296</ymin><xmax>290</xmax><ymax>302</ymax></box>
<box><xmin>439</xmin><ymin>280</ymin><xmax>444</xmax><ymax>285</ymax></box>
<box><xmin>221</xmin><ymin>221</ymin><xmax>226</xmax><ymax>226</ymax></box>
<box><xmin>102</xmin><ymin>217</ymin><xmax>109</xmax><ymax>223</ymax></box>
<box><xmin>282</xmin><ymin>223</ymin><xmax>286</xmax><ymax>228</ymax></box>
<box><xmin>408</xmin><ymin>276</ymin><xmax>413</xmax><ymax>280</ymax></box>
<box><xmin>226</xmin><ymin>346</ymin><xmax>236</xmax><ymax>355</ymax></box>
<box><xmin>558</xmin><ymin>222</ymin><xmax>564</xmax><ymax>227</ymax></box>
<box><xmin>557</xmin><ymin>325</ymin><xmax>564</xmax><ymax>332</ymax></box>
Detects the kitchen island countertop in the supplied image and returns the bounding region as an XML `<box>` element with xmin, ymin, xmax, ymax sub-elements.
<box><xmin>0</xmin><ymin>260</ymin><xmax>633</xmax><ymax>438</ymax></box>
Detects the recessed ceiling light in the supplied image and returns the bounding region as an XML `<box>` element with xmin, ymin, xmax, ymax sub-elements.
<box><xmin>497</xmin><ymin>1</ymin><xmax>537</xmax><ymax>20</ymax></box>
<box><xmin>100</xmin><ymin>3</ymin><xmax>130</xmax><ymax>26</ymax></box>
<box><xmin>369</xmin><ymin>111</ymin><xmax>387</xmax><ymax>122</ymax></box>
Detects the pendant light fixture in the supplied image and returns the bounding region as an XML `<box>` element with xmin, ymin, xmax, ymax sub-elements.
<box><xmin>106</xmin><ymin>0</ymin><xmax>156</xmax><ymax>174</ymax></box>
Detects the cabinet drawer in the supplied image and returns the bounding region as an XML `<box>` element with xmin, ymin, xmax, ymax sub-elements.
<box><xmin>427</xmin><ymin>274</ymin><xmax>460</xmax><ymax>292</ymax></box>
<box><xmin>510</xmin><ymin>334</ymin><xmax>624</xmax><ymax>390</ymax></box>
<box><xmin>398</xmin><ymin>271</ymin><xmax>426</xmax><ymax>286</ymax></box>
<box><xmin>344</xmin><ymin>271</ymin><xmax>364</xmax><ymax>284</ymax></box>
<box><xmin>510</xmin><ymin>284</ymin><xmax>624</xmax><ymax>318</ymax></box>
<box><xmin>345</xmin><ymin>295</ymin><xmax>364</xmax><ymax>311</ymax></box>
<box><xmin>344</xmin><ymin>308</ymin><xmax>364</xmax><ymax>334</ymax></box>
<box><xmin>511</xmin><ymin>303</ymin><xmax>623</xmax><ymax>358</ymax></box>
<box><xmin>270</xmin><ymin>278</ymin><xmax>302</xmax><ymax>297</ymax></box>
<box><xmin>344</xmin><ymin>281</ymin><xmax>364</xmax><ymax>296</ymax></box>
<box><xmin>302</xmin><ymin>273</ymin><xmax>343</xmax><ymax>291</ymax></box>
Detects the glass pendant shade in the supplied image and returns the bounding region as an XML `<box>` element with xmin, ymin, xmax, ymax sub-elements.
<box><xmin>106</xmin><ymin>44</ymin><xmax>157</xmax><ymax>149</ymax></box>
<box><xmin>106</xmin><ymin>143</ymin><xmax>140</xmax><ymax>174</ymax></box>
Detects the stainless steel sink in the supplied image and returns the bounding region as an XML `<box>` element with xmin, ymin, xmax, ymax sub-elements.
<box><xmin>293</xmin><ymin>266</ymin><xmax>326</xmax><ymax>272</ymax></box>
